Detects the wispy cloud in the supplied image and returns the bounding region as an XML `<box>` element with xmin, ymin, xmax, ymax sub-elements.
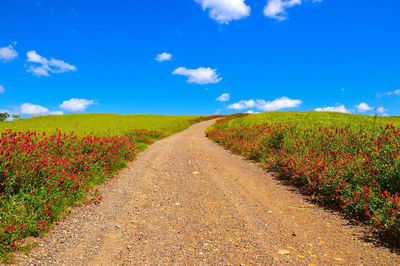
<box><xmin>228</xmin><ymin>97</ymin><xmax>302</xmax><ymax>111</ymax></box>
<box><xmin>195</xmin><ymin>0</ymin><xmax>250</xmax><ymax>24</ymax></box>
<box><xmin>264</xmin><ymin>0</ymin><xmax>301</xmax><ymax>21</ymax></box>
<box><xmin>264</xmin><ymin>0</ymin><xmax>321</xmax><ymax>21</ymax></box>
<box><xmin>60</xmin><ymin>98</ymin><xmax>94</xmax><ymax>112</ymax></box>
<box><xmin>378</xmin><ymin>89</ymin><xmax>400</xmax><ymax>97</ymax></box>
<box><xmin>0</xmin><ymin>44</ymin><xmax>18</xmax><ymax>62</ymax></box>
<box><xmin>315</xmin><ymin>105</ymin><xmax>350</xmax><ymax>113</ymax></box>
<box><xmin>26</xmin><ymin>50</ymin><xmax>77</xmax><ymax>77</ymax></box>
<box><xmin>0</xmin><ymin>85</ymin><xmax>5</xmax><ymax>94</ymax></box>
<box><xmin>173</xmin><ymin>67</ymin><xmax>222</xmax><ymax>84</ymax></box>
<box><xmin>155</xmin><ymin>52</ymin><xmax>172</xmax><ymax>62</ymax></box>
<box><xmin>377</xmin><ymin>106</ymin><xmax>388</xmax><ymax>116</ymax></box>
<box><xmin>216</xmin><ymin>93</ymin><xmax>230</xmax><ymax>102</ymax></box>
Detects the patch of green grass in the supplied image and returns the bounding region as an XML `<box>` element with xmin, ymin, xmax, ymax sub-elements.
<box><xmin>229</xmin><ymin>111</ymin><xmax>400</xmax><ymax>130</ymax></box>
<box><xmin>0</xmin><ymin>113</ymin><xmax>201</xmax><ymax>137</ymax></box>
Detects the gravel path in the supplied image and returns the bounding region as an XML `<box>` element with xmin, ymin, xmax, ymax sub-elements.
<box><xmin>14</xmin><ymin>120</ymin><xmax>400</xmax><ymax>265</ymax></box>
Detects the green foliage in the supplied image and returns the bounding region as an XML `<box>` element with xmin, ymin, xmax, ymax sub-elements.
<box><xmin>11</xmin><ymin>114</ymin><xmax>20</xmax><ymax>120</ymax></box>
<box><xmin>0</xmin><ymin>113</ymin><xmax>9</xmax><ymax>122</ymax></box>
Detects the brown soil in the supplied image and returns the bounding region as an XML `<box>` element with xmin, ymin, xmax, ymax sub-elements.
<box><xmin>14</xmin><ymin>120</ymin><xmax>400</xmax><ymax>265</ymax></box>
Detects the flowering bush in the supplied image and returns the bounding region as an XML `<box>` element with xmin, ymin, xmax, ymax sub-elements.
<box><xmin>0</xmin><ymin>128</ymin><xmax>162</xmax><ymax>260</ymax></box>
<box><xmin>208</xmin><ymin>122</ymin><xmax>400</xmax><ymax>243</ymax></box>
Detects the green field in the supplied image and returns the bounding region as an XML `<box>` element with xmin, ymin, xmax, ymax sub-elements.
<box><xmin>0</xmin><ymin>113</ymin><xmax>200</xmax><ymax>136</ymax></box>
<box><xmin>228</xmin><ymin>111</ymin><xmax>400</xmax><ymax>129</ymax></box>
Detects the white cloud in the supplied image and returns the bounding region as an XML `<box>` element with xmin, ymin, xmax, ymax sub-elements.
<box><xmin>264</xmin><ymin>0</ymin><xmax>301</xmax><ymax>21</ymax></box>
<box><xmin>255</xmin><ymin>97</ymin><xmax>302</xmax><ymax>111</ymax></box>
<box><xmin>195</xmin><ymin>0</ymin><xmax>250</xmax><ymax>24</ymax></box>
<box><xmin>173</xmin><ymin>67</ymin><xmax>222</xmax><ymax>84</ymax></box>
<box><xmin>26</xmin><ymin>50</ymin><xmax>77</xmax><ymax>77</ymax></box>
<box><xmin>14</xmin><ymin>103</ymin><xmax>64</xmax><ymax>116</ymax></box>
<box><xmin>216</xmin><ymin>93</ymin><xmax>230</xmax><ymax>102</ymax></box>
<box><xmin>47</xmin><ymin>58</ymin><xmax>77</xmax><ymax>73</ymax></box>
<box><xmin>0</xmin><ymin>44</ymin><xmax>18</xmax><ymax>62</ymax></box>
<box><xmin>20</xmin><ymin>103</ymin><xmax>49</xmax><ymax>115</ymax></box>
<box><xmin>228</xmin><ymin>97</ymin><xmax>302</xmax><ymax>111</ymax></box>
<box><xmin>26</xmin><ymin>50</ymin><xmax>44</xmax><ymax>63</ymax></box>
<box><xmin>60</xmin><ymin>98</ymin><xmax>94</xmax><ymax>112</ymax></box>
<box><xmin>47</xmin><ymin>110</ymin><xmax>64</xmax><ymax>115</ymax></box>
<box><xmin>246</xmin><ymin>110</ymin><xmax>258</xmax><ymax>114</ymax></box>
<box><xmin>155</xmin><ymin>52</ymin><xmax>172</xmax><ymax>62</ymax></box>
<box><xmin>27</xmin><ymin>65</ymin><xmax>50</xmax><ymax>77</ymax></box>
<box><xmin>228</xmin><ymin>99</ymin><xmax>255</xmax><ymax>110</ymax></box>
<box><xmin>315</xmin><ymin>105</ymin><xmax>350</xmax><ymax>113</ymax></box>
<box><xmin>355</xmin><ymin>102</ymin><xmax>373</xmax><ymax>113</ymax></box>
<box><xmin>0</xmin><ymin>85</ymin><xmax>5</xmax><ymax>94</ymax></box>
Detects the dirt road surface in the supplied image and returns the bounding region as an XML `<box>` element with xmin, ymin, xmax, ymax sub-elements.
<box><xmin>15</xmin><ymin>120</ymin><xmax>400</xmax><ymax>265</ymax></box>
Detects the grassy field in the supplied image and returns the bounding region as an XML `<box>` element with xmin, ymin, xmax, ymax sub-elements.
<box><xmin>207</xmin><ymin>111</ymin><xmax>400</xmax><ymax>245</ymax></box>
<box><xmin>228</xmin><ymin>111</ymin><xmax>400</xmax><ymax>129</ymax></box>
<box><xmin>0</xmin><ymin>113</ymin><xmax>201</xmax><ymax>137</ymax></box>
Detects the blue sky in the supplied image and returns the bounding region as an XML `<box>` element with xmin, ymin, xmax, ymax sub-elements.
<box><xmin>0</xmin><ymin>0</ymin><xmax>399</xmax><ymax>116</ymax></box>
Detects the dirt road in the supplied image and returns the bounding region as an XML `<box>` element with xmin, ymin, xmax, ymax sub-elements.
<box><xmin>15</xmin><ymin>120</ymin><xmax>399</xmax><ymax>265</ymax></box>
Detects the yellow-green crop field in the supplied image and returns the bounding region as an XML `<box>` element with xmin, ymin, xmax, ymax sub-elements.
<box><xmin>0</xmin><ymin>113</ymin><xmax>200</xmax><ymax>136</ymax></box>
<box><xmin>228</xmin><ymin>111</ymin><xmax>400</xmax><ymax>130</ymax></box>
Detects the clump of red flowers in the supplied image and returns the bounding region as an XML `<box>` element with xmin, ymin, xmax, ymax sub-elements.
<box><xmin>0</xmin><ymin>128</ymin><xmax>162</xmax><ymax>258</ymax></box>
<box><xmin>208</xmin><ymin>122</ymin><xmax>400</xmax><ymax>244</ymax></box>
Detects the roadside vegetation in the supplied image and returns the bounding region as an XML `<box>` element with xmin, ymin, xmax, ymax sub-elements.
<box><xmin>0</xmin><ymin>113</ymin><xmax>202</xmax><ymax>137</ymax></box>
<box><xmin>0</xmin><ymin>113</ymin><xmax>216</xmax><ymax>261</ymax></box>
<box><xmin>207</xmin><ymin>111</ymin><xmax>400</xmax><ymax>245</ymax></box>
